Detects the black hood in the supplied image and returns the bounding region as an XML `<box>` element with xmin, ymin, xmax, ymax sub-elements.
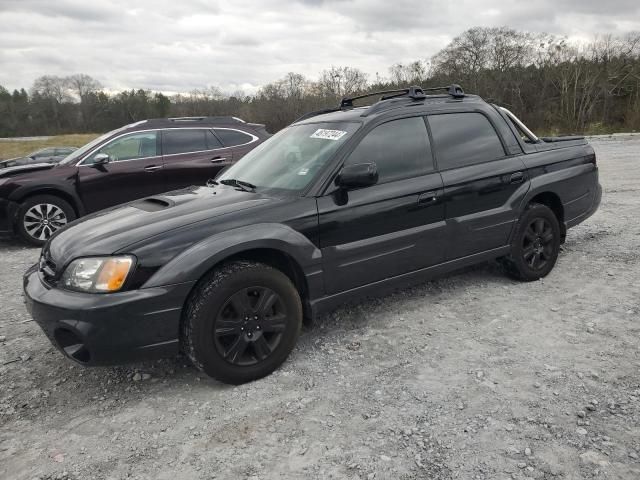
<box><xmin>47</xmin><ymin>185</ymin><xmax>286</xmax><ymax>268</ymax></box>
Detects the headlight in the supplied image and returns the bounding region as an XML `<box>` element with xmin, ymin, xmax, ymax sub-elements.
<box><xmin>61</xmin><ymin>256</ymin><xmax>134</xmax><ymax>293</ymax></box>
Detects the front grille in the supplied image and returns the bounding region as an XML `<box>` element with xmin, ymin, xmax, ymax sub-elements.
<box><xmin>39</xmin><ymin>250</ymin><xmax>58</xmax><ymax>285</ymax></box>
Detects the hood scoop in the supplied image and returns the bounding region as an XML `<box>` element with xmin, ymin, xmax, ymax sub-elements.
<box><xmin>131</xmin><ymin>197</ymin><xmax>174</xmax><ymax>212</ymax></box>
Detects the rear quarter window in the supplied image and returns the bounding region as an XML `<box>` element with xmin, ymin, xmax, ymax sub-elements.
<box><xmin>214</xmin><ymin>129</ymin><xmax>254</xmax><ymax>147</ymax></box>
<box><xmin>428</xmin><ymin>112</ymin><xmax>505</xmax><ymax>169</ymax></box>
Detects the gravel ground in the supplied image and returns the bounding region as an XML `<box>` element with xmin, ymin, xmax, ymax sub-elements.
<box><xmin>1</xmin><ymin>136</ymin><xmax>639</xmax><ymax>480</ymax></box>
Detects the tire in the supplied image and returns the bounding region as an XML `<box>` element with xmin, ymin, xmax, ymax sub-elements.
<box><xmin>16</xmin><ymin>195</ymin><xmax>76</xmax><ymax>247</ymax></box>
<box><xmin>501</xmin><ymin>203</ymin><xmax>561</xmax><ymax>282</ymax></box>
<box><xmin>181</xmin><ymin>260</ymin><xmax>303</xmax><ymax>385</ymax></box>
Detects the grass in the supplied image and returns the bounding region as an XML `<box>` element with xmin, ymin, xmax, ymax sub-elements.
<box><xmin>0</xmin><ymin>134</ymin><xmax>101</xmax><ymax>160</ymax></box>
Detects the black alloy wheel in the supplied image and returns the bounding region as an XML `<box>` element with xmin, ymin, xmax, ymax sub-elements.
<box><xmin>182</xmin><ymin>261</ymin><xmax>302</xmax><ymax>384</ymax></box>
<box><xmin>502</xmin><ymin>202</ymin><xmax>561</xmax><ymax>281</ymax></box>
<box><xmin>522</xmin><ymin>217</ymin><xmax>555</xmax><ymax>271</ymax></box>
<box><xmin>214</xmin><ymin>286</ymin><xmax>287</xmax><ymax>366</ymax></box>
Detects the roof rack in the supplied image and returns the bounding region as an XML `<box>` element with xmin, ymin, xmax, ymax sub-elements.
<box><xmin>162</xmin><ymin>116</ymin><xmax>246</xmax><ymax>124</ymax></box>
<box><xmin>294</xmin><ymin>84</ymin><xmax>466</xmax><ymax>123</ymax></box>
<box><xmin>340</xmin><ymin>84</ymin><xmax>465</xmax><ymax>108</ymax></box>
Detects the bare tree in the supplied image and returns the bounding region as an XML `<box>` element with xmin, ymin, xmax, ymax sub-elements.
<box><xmin>318</xmin><ymin>66</ymin><xmax>368</xmax><ymax>97</ymax></box>
<box><xmin>389</xmin><ymin>60</ymin><xmax>430</xmax><ymax>85</ymax></box>
<box><xmin>66</xmin><ymin>74</ymin><xmax>102</xmax><ymax>102</ymax></box>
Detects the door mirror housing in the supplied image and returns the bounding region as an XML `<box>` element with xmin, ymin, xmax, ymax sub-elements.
<box><xmin>92</xmin><ymin>153</ymin><xmax>111</xmax><ymax>166</ymax></box>
<box><xmin>337</xmin><ymin>162</ymin><xmax>378</xmax><ymax>189</ymax></box>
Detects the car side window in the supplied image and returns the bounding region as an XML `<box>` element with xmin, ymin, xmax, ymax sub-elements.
<box><xmin>33</xmin><ymin>149</ymin><xmax>54</xmax><ymax>158</ymax></box>
<box><xmin>214</xmin><ymin>128</ymin><xmax>254</xmax><ymax>147</ymax></box>
<box><xmin>84</xmin><ymin>132</ymin><xmax>158</xmax><ymax>164</ymax></box>
<box><xmin>428</xmin><ymin>112</ymin><xmax>505</xmax><ymax>169</ymax></box>
<box><xmin>163</xmin><ymin>129</ymin><xmax>208</xmax><ymax>155</ymax></box>
<box><xmin>344</xmin><ymin>116</ymin><xmax>433</xmax><ymax>183</ymax></box>
<box><xmin>206</xmin><ymin>130</ymin><xmax>223</xmax><ymax>149</ymax></box>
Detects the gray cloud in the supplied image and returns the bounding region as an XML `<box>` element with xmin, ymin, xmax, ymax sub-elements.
<box><xmin>0</xmin><ymin>0</ymin><xmax>639</xmax><ymax>93</ymax></box>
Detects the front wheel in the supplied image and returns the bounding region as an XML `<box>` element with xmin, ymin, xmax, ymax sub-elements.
<box><xmin>16</xmin><ymin>195</ymin><xmax>76</xmax><ymax>246</ymax></box>
<box><xmin>502</xmin><ymin>203</ymin><xmax>561</xmax><ymax>281</ymax></box>
<box><xmin>181</xmin><ymin>261</ymin><xmax>302</xmax><ymax>384</ymax></box>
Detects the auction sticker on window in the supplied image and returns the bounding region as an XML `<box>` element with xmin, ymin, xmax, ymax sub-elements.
<box><xmin>310</xmin><ymin>129</ymin><xmax>348</xmax><ymax>141</ymax></box>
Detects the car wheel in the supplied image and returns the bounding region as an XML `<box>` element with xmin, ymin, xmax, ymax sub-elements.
<box><xmin>16</xmin><ymin>195</ymin><xmax>76</xmax><ymax>247</ymax></box>
<box><xmin>182</xmin><ymin>260</ymin><xmax>303</xmax><ymax>384</ymax></box>
<box><xmin>502</xmin><ymin>203</ymin><xmax>561</xmax><ymax>282</ymax></box>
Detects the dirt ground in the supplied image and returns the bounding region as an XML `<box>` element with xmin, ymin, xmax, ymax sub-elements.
<box><xmin>0</xmin><ymin>136</ymin><xmax>638</xmax><ymax>480</ymax></box>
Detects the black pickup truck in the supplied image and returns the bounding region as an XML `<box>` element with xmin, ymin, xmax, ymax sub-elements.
<box><xmin>24</xmin><ymin>85</ymin><xmax>601</xmax><ymax>384</ymax></box>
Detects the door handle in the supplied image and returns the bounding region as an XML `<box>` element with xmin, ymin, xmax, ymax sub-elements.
<box><xmin>418</xmin><ymin>191</ymin><xmax>439</xmax><ymax>205</ymax></box>
<box><xmin>210</xmin><ymin>156</ymin><xmax>229</xmax><ymax>163</ymax></box>
<box><xmin>144</xmin><ymin>165</ymin><xmax>163</xmax><ymax>172</ymax></box>
<box><xmin>510</xmin><ymin>172</ymin><xmax>525</xmax><ymax>184</ymax></box>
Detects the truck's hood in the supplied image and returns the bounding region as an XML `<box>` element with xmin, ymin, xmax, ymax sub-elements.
<box><xmin>47</xmin><ymin>185</ymin><xmax>275</xmax><ymax>267</ymax></box>
<box><xmin>0</xmin><ymin>162</ymin><xmax>55</xmax><ymax>177</ymax></box>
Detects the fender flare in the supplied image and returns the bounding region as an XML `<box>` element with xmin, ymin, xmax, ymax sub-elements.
<box><xmin>144</xmin><ymin>223</ymin><xmax>322</xmax><ymax>288</ymax></box>
<box><xmin>8</xmin><ymin>183</ymin><xmax>85</xmax><ymax>216</ymax></box>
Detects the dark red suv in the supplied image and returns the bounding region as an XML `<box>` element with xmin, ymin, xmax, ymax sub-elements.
<box><xmin>0</xmin><ymin>117</ymin><xmax>269</xmax><ymax>245</ymax></box>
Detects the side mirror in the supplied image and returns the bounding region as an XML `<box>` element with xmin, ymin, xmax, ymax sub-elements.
<box><xmin>337</xmin><ymin>162</ymin><xmax>378</xmax><ymax>189</ymax></box>
<box><xmin>92</xmin><ymin>153</ymin><xmax>111</xmax><ymax>166</ymax></box>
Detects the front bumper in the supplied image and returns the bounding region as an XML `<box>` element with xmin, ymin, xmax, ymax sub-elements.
<box><xmin>23</xmin><ymin>265</ymin><xmax>195</xmax><ymax>365</ymax></box>
<box><xmin>0</xmin><ymin>197</ymin><xmax>16</xmax><ymax>237</ymax></box>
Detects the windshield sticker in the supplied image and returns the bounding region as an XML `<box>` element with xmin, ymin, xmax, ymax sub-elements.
<box><xmin>297</xmin><ymin>168</ymin><xmax>309</xmax><ymax>176</ymax></box>
<box><xmin>310</xmin><ymin>129</ymin><xmax>347</xmax><ymax>141</ymax></box>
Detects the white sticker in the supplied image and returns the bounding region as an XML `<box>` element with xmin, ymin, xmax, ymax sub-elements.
<box><xmin>310</xmin><ymin>129</ymin><xmax>347</xmax><ymax>141</ymax></box>
<box><xmin>297</xmin><ymin>168</ymin><xmax>309</xmax><ymax>176</ymax></box>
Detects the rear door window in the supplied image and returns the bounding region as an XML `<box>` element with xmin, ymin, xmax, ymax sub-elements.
<box><xmin>214</xmin><ymin>128</ymin><xmax>254</xmax><ymax>147</ymax></box>
<box><xmin>163</xmin><ymin>129</ymin><xmax>208</xmax><ymax>155</ymax></box>
<box><xmin>428</xmin><ymin>113</ymin><xmax>505</xmax><ymax>169</ymax></box>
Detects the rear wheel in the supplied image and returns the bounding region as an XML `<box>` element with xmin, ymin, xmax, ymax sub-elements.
<box><xmin>182</xmin><ymin>261</ymin><xmax>302</xmax><ymax>384</ymax></box>
<box><xmin>502</xmin><ymin>203</ymin><xmax>561</xmax><ymax>281</ymax></box>
<box><xmin>16</xmin><ymin>195</ymin><xmax>76</xmax><ymax>246</ymax></box>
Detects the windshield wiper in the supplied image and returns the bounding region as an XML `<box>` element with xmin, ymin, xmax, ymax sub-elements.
<box><xmin>219</xmin><ymin>178</ymin><xmax>257</xmax><ymax>192</ymax></box>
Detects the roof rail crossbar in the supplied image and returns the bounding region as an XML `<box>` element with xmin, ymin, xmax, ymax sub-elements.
<box><xmin>341</xmin><ymin>84</ymin><xmax>464</xmax><ymax>109</ymax></box>
<box><xmin>340</xmin><ymin>86</ymin><xmax>427</xmax><ymax>108</ymax></box>
<box><xmin>165</xmin><ymin>116</ymin><xmax>246</xmax><ymax>123</ymax></box>
<box><xmin>419</xmin><ymin>84</ymin><xmax>465</xmax><ymax>99</ymax></box>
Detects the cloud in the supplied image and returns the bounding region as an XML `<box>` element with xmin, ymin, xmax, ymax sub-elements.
<box><xmin>0</xmin><ymin>0</ymin><xmax>639</xmax><ymax>93</ymax></box>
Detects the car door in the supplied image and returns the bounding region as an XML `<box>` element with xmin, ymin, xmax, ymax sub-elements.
<box><xmin>77</xmin><ymin>130</ymin><xmax>166</xmax><ymax>213</ymax></box>
<box><xmin>317</xmin><ymin>116</ymin><xmax>446</xmax><ymax>295</ymax></box>
<box><xmin>427</xmin><ymin>111</ymin><xmax>529</xmax><ymax>260</ymax></box>
<box><xmin>162</xmin><ymin>128</ymin><xmax>232</xmax><ymax>191</ymax></box>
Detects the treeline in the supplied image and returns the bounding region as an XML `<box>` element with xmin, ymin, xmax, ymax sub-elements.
<box><xmin>1</xmin><ymin>27</ymin><xmax>639</xmax><ymax>137</ymax></box>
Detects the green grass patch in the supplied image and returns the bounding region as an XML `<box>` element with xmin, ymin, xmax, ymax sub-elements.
<box><xmin>0</xmin><ymin>134</ymin><xmax>101</xmax><ymax>160</ymax></box>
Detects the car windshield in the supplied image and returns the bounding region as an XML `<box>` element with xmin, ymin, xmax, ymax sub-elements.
<box><xmin>217</xmin><ymin>121</ymin><xmax>360</xmax><ymax>192</ymax></box>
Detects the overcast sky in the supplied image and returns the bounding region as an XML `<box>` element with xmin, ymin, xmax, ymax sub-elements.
<box><xmin>1</xmin><ymin>0</ymin><xmax>639</xmax><ymax>94</ymax></box>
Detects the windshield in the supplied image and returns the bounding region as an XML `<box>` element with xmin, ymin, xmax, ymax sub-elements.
<box><xmin>218</xmin><ymin>121</ymin><xmax>360</xmax><ymax>192</ymax></box>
